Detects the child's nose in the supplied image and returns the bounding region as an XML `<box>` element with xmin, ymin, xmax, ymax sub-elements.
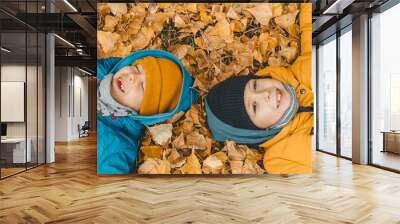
<box><xmin>257</xmin><ymin>89</ymin><xmax>271</xmax><ymax>102</ymax></box>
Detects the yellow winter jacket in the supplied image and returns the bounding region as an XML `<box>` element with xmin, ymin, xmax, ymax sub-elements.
<box><xmin>255</xmin><ymin>4</ymin><xmax>313</xmax><ymax>174</ymax></box>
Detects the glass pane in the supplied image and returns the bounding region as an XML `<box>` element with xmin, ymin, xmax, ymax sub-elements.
<box><xmin>27</xmin><ymin>31</ymin><xmax>38</xmax><ymax>169</ymax></box>
<box><xmin>318</xmin><ymin>37</ymin><xmax>337</xmax><ymax>154</ymax></box>
<box><xmin>1</xmin><ymin>19</ymin><xmax>27</xmax><ymax>177</ymax></box>
<box><xmin>340</xmin><ymin>29</ymin><xmax>352</xmax><ymax>158</ymax></box>
<box><xmin>38</xmin><ymin>32</ymin><xmax>45</xmax><ymax>165</ymax></box>
<box><xmin>371</xmin><ymin>3</ymin><xmax>400</xmax><ymax>171</ymax></box>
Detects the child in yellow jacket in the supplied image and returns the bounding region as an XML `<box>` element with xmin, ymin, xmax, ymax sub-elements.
<box><xmin>204</xmin><ymin>4</ymin><xmax>313</xmax><ymax>174</ymax></box>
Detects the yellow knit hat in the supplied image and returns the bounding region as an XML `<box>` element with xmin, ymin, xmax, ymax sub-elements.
<box><xmin>133</xmin><ymin>56</ymin><xmax>182</xmax><ymax>115</ymax></box>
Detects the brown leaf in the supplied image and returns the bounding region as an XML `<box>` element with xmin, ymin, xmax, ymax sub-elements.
<box><xmin>172</xmin><ymin>132</ymin><xmax>185</xmax><ymax>149</ymax></box>
<box><xmin>186</xmin><ymin>131</ymin><xmax>208</xmax><ymax>150</ymax></box>
<box><xmin>169</xmin><ymin>44</ymin><xmax>190</xmax><ymax>59</ymax></box>
<box><xmin>182</xmin><ymin>120</ymin><xmax>194</xmax><ymax>134</ymax></box>
<box><xmin>141</xmin><ymin>133</ymin><xmax>152</xmax><ymax>146</ymax></box>
<box><xmin>167</xmin><ymin>111</ymin><xmax>185</xmax><ymax>124</ymax></box>
<box><xmin>246</xmin><ymin>148</ymin><xmax>262</xmax><ymax>161</ymax></box>
<box><xmin>180</xmin><ymin>152</ymin><xmax>202</xmax><ymax>174</ymax></box>
<box><xmin>188</xmin><ymin>105</ymin><xmax>201</xmax><ymax>126</ymax></box>
<box><xmin>243</xmin><ymin>159</ymin><xmax>264</xmax><ymax>175</ymax></box>
<box><xmin>168</xmin><ymin>148</ymin><xmax>186</xmax><ymax>168</ymax></box>
<box><xmin>225</xmin><ymin>141</ymin><xmax>246</xmax><ymax>161</ymax></box>
<box><xmin>148</xmin><ymin>124</ymin><xmax>173</xmax><ymax>145</ymax></box>
<box><xmin>198</xmin><ymin>137</ymin><xmax>212</xmax><ymax>159</ymax></box>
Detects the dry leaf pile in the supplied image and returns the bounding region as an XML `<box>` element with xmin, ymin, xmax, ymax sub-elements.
<box><xmin>97</xmin><ymin>3</ymin><xmax>301</xmax><ymax>174</ymax></box>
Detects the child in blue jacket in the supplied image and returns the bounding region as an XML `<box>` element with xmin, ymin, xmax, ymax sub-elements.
<box><xmin>97</xmin><ymin>50</ymin><xmax>197</xmax><ymax>174</ymax></box>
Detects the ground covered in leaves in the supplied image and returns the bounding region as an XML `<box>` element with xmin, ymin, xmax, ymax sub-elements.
<box><xmin>97</xmin><ymin>3</ymin><xmax>301</xmax><ymax>174</ymax></box>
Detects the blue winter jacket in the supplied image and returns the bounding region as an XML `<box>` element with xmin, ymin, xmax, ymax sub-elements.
<box><xmin>97</xmin><ymin>50</ymin><xmax>198</xmax><ymax>174</ymax></box>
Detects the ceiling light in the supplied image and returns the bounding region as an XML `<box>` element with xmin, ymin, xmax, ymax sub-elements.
<box><xmin>77</xmin><ymin>67</ymin><xmax>93</xmax><ymax>76</ymax></box>
<box><xmin>322</xmin><ymin>0</ymin><xmax>355</xmax><ymax>15</ymax></box>
<box><xmin>54</xmin><ymin>34</ymin><xmax>75</xmax><ymax>48</ymax></box>
<box><xmin>63</xmin><ymin>0</ymin><xmax>78</xmax><ymax>12</ymax></box>
<box><xmin>1</xmin><ymin>47</ymin><xmax>11</xmax><ymax>53</ymax></box>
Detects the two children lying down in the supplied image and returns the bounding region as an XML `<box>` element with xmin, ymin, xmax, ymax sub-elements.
<box><xmin>98</xmin><ymin>4</ymin><xmax>312</xmax><ymax>175</ymax></box>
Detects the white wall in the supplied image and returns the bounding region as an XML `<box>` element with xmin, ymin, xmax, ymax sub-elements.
<box><xmin>1</xmin><ymin>64</ymin><xmax>46</xmax><ymax>164</ymax></box>
<box><xmin>312</xmin><ymin>45</ymin><xmax>316</xmax><ymax>151</ymax></box>
<box><xmin>54</xmin><ymin>67</ymin><xmax>89</xmax><ymax>141</ymax></box>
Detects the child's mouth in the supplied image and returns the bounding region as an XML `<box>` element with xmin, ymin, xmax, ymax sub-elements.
<box><xmin>118</xmin><ymin>78</ymin><xmax>125</xmax><ymax>93</ymax></box>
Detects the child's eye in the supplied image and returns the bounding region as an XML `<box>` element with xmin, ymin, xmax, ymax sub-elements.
<box><xmin>252</xmin><ymin>102</ymin><xmax>257</xmax><ymax>114</ymax></box>
<box><xmin>134</xmin><ymin>65</ymin><xmax>140</xmax><ymax>73</ymax></box>
<box><xmin>253</xmin><ymin>80</ymin><xmax>257</xmax><ymax>91</ymax></box>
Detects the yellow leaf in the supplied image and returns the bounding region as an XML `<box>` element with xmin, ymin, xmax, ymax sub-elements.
<box><xmin>180</xmin><ymin>152</ymin><xmax>202</xmax><ymax>174</ymax></box>
<box><xmin>97</xmin><ymin>31</ymin><xmax>120</xmax><ymax>53</ymax></box>
<box><xmin>174</xmin><ymin>14</ymin><xmax>187</xmax><ymax>28</ymax></box>
<box><xmin>230</xmin><ymin>160</ymin><xmax>244</xmax><ymax>174</ymax></box>
<box><xmin>141</xmin><ymin>145</ymin><xmax>163</xmax><ymax>159</ymax></box>
<box><xmin>246</xmin><ymin>148</ymin><xmax>262</xmax><ymax>161</ymax></box>
<box><xmin>107</xmin><ymin>3</ymin><xmax>127</xmax><ymax>16</ymax></box>
<box><xmin>202</xmin><ymin>154</ymin><xmax>224</xmax><ymax>174</ymax></box>
<box><xmin>186</xmin><ymin>3</ymin><xmax>198</xmax><ymax>13</ymax></box>
<box><xmin>275</xmin><ymin>10</ymin><xmax>299</xmax><ymax>30</ymax></box>
<box><xmin>214</xmin><ymin>151</ymin><xmax>228</xmax><ymax>163</ymax></box>
<box><xmin>138</xmin><ymin>158</ymin><xmax>171</xmax><ymax>174</ymax></box>
<box><xmin>103</xmin><ymin>15</ymin><xmax>119</xmax><ymax>32</ymax></box>
<box><xmin>206</xmin><ymin>17</ymin><xmax>233</xmax><ymax>44</ymax></box>
<box><xmin>227</xmin><ymin>7</ymin><xmax>240</xmax><ymax>20</ymax></box>
<box><xmin>148</xmin><ymin>123</ymin><xmax>173</xmax><ymax>145</ymax></box>
<box><xmin>272</xmin><ymin>4</ymin><xmax>283</xmax><ymax>17</ymax></box>
<box><xmin>131</xmin><ymin>26</ymin><xmax>155</xmax><ymax>51</ymax></box>
<box><xmin>279</xmin><ymin>45</ymin><xmax>298</xmax><ymax>63</ymax></box>
<box><xmin>246</xmin><ymin>4</ymin><xmax>272</xmax><ymax>26</ymax></box>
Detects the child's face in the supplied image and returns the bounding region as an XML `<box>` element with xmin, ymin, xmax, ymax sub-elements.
<box><xmin>244</xmin><ymin>78</ymin><xmax>291</xmax><ymax>129</ymax></box>
<box><xmin>110</xmin><ymin>64</ymin><xmax>146</xmax><ymax>111</ymax></box>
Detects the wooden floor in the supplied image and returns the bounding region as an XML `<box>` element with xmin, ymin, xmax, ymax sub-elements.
<box><xmin>1</xmin><ymin>135</ymin><xmax>400</xmax><ymax>224</ymax></box>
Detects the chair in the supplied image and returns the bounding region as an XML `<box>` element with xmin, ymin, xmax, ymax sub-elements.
<box><xmin>78</xmin><ymin>121</ymin><xmax>90</xmax><ymax>138</ymax></box>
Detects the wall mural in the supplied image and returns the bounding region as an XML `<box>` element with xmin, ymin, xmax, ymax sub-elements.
<box><xmin>96</xmin><ymin>3</ymin><xmax>313</xmax><ymax>175</ymax></box>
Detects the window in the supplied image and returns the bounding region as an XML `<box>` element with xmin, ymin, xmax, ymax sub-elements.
<box><xmin>339</xmin><ymin>28</ymin><xmax>352</xmax><ymax>158</ymax></box>
<box><xmin>317</xmin><ymin>36</ymin><xmax>337</xmax><ymax>154</ymax></box>
<box><xmin>371</xmin><ymin>2</ymin><xmax>400</xmax><ymax>171</ymax></box>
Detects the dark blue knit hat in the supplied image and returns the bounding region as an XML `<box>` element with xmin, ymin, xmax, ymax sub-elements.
<box><xmin>206</xmin><ymin>75</ymin><xmax>262</xmax><ymax>130</ymax></box>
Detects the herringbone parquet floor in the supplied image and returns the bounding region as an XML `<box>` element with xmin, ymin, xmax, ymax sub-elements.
<box><xmin>1</xmin><ymin>135</ymin><xmax>400</xmax><ymax>224</ymax></box>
